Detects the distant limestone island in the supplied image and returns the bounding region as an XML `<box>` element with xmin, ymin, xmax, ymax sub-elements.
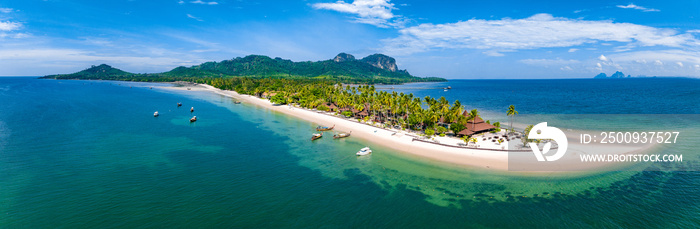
<box><xmin>593</xmin><ymin>71</ymin><xmax>632</xmax><ymax>79</ymax></box>
<box><xmin>42</xmin><ymin>53</ymin><xmax>446</xmax><ymax>84</ymax></box>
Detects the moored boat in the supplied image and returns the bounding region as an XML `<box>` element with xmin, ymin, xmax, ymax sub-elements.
<box><xmin>311</xmin><ymin>133</ymin><xmax>323</xmax><ymax>141</ymax></box>
<box><xmin>316</xmin><ymin>125</ymin><xmax>335</xmax><ymax>131</ymax></box>
<box><xmin>190</xmin><ymin>107</ymin><xmax>194</xmax><ymax>112</ymax></box>
<box><xmin>356</xmin><ymin>147</ymin><xmax>372</xmax><ymax>156</ymax></box>
<box><xmin>177</xmin><ymin>102</ymin><xmax>182</xmax><ymax>107</ymax></box>
<box><xmin>333</xmin><ymin>131</ymin><xmax>351</xmax><ymax>139</ymax></box>
<box><xmin>234</xmin><ymin>101</ymin><xmax>241</xmax><ymax>104</ymax></box>
<box><xmin>190</xmin><ymin>116</ymin><xmax>197</xmax><ymax>122</ymax></box>
<box><xmin>153</xmin><ymin>111</ymin><xmax>159</xmax><ymax>117</ymax></box>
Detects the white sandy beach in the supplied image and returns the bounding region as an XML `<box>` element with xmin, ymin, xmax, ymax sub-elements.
<box><xmin>161</xmin><ymin>83</ymin><xmax>657</xmax><ymax>172</ymax></box>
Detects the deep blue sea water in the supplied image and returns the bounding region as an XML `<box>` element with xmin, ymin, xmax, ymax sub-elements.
<box><xmin>1</xmin><ymin>77</ymin><xmax>699</xmax><ymax>228</ymax></box>
<box><xmin>381</xmin><ymin>78</ymin><xmax>700</xmax><ymax>115</ymax></box>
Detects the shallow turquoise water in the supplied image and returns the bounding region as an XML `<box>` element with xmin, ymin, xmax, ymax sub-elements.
<box><xmin>0</xmin><ymin>77</ymin><xmax>698</xmax><ymax>228</ymax></box>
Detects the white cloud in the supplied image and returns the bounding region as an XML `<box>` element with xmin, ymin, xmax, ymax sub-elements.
<box><xmin>0</xmin><ymin>48</ymin><xmax>200</xmax><ymax>75</ymax></box>
<box><xmin>610</xmin><ymin>50</ymin><xmax>700</xmax><ymax>65</ymax></box>
<box><xmin>616</xmin><ymin>3</ymin><xmax>659</xmax><ymax>12</ymax></box>
<box><xmin>312</xmin><ymin>0</ymin><xmax>405</xmax><ymax>28</ymax></box>
<box><xmin>186</xmin><ymin>14</ymin><xmax>203</xmax><ymax>21</ymax></box>
<box><xmin>192</xmin><ymin>49</ymin><xmax>219</xmax><ymax>53</ymax></box>
<box><xmin>0</xmin><ymin>21</ymin><xmax>21</xmax><ymax>31</ymax></box>
<box><xmin>483</xmin><ymin>50</ymin><xmax>505</xmax><ymax>56</ymax></box>
<box><xmin>0</xmin><ymin>8</ymin><xmax>13</xmax><ymax>13</ymax></box>
<box><xmin>599</xmin><ymin>50</ymin><xmax>700</xmax><ymax>76</ymax></box>
<box><xmin>0</xmin><ymin>32</ymin><xmax>28</xmax><ymax>39</ymax></box>
<box><xmin>382</xmin><ymin>14</ymin><xmax>699</xmax><ymax>55</ymax></box>
<box><xmin>561</xmin><ymin>66</ymin><xmax>573</xmax><ymax>71</ymax></box>
<box><xmin>687</xmin><ymin>30</ymin><xmax>700</xmax><ymax>33</ymax></box>
<box><xmin>520</xmin><ymin>58</ymin><xmax>580</xmax><ymax>66</ymax></box>
<box><xmin>178</xmin><ymin>1</ymin><xmax>185</xmax><ymax>4</ymax></box>
<box><xmin>190</xmin><ymin>0</ymin><xmax>218</xmax><ymax>5</ymax></box>
<box><xmin>598</xmin><ymin>54</ymin><xmax>608</xmax><ymax>61</ymax></box>
<box><xmin>568</xmin><ymin>48</ymin><xmax>579</xmax><ymax>52</ymax></box>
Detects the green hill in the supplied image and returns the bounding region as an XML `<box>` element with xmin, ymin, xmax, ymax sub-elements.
<box><xmin>42</xmin><ymin>53</ymin><xmax>446</xmax><ymax>84</ymax></box>
<box><xmin>47</xmin><ymin>64</ymin><xmax>131</xmax><ymax>79</ymax></box>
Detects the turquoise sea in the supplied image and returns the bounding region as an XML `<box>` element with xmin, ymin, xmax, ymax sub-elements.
<box><xmin>1</xmin><ymin>77</ymin><xmax>699</xmax><ymax>228</ymax></box>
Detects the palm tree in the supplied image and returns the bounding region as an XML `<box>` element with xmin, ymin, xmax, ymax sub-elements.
<box><xmin>426</xmin><ymin>110</ymin><xmax>440</xmax><ymax>128</ymax></box>
<box><xmin>446</xmin><ymin>100</ymin><xmax>463</xmax><ymax>125</ymax></box>
<box><xmin>507</xmin><ymin>105</ymin><xmax>518</xmax><ymax>134</ymax></box>
<box><xmin>354</xmin><ymin>103</ymin><xmax>365</xmax><ymax>120</ymax></box>
<box><xmin>468</xmin><ymin>109</ymin><xmax>479</xmax><ymax>131</ymax></box>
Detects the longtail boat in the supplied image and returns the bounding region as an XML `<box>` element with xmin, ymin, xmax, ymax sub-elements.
<box><xmin>190</xmin><ymin>116</ymin><xmax>197</xmax><ymax>122</ymax></box>
<box><xmin>316</xmin><ymin>125</ymin><xmax>335</xmax><ymax>131</ymax></box>
<box><xmin>311</xmin><ymin>133</ymin><xmax>323</xmax><ymax>141</ymax></box>
<box><xmin>333</xmin><ymin>131</ymin><xmax>351</xmax><ymax>139</ymax></box>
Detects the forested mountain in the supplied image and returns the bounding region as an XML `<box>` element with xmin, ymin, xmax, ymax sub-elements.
<box><xmin>42</xmin><ymin>53</ymin><xmax>446</xmax><ymax>84</ymax></box>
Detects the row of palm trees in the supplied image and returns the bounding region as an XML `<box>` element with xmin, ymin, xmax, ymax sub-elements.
<box><xmin>206</xmin><ymin>77</ymin><xmax>519</xmax><ymax>136</ymax></box>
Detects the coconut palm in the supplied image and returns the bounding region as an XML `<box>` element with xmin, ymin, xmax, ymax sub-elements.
<box><xmin>468</xmin><ymin>109</ymin><xmax>479</xmax><ymax>130</ymax></box>
<box><xmin>507</xmin><ymin>105</ymin><xmax>518</xmax><ymax>134</ymax></box>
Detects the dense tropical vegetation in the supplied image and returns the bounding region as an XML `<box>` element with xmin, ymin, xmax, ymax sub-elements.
<box><xmin>205</xmin><ymin>77</ymin><xmax>502</xmax><ymax>138</ymax></box>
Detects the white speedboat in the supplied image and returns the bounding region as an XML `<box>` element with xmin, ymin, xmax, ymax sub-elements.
<box><xmin>356</xmin><ymin>147</ymin><xmax>372</xmax><ymax>156</ymax></box>
<box><xmin>153</xmin><ymin>111</ymin><xmax>159</xmax><ymax>117</ymax></box>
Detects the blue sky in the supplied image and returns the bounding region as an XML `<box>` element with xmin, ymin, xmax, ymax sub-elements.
<box><xmin>0</xmin><ymin>0</ymin><xmax>699</xmax><ymax>78</ymax></box>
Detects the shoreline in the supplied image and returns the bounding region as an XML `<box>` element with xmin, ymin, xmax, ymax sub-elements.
<box><xmin>165</xmin><ymin>82</ymin><xmax>511</xmax><ymax>170</ymax></box>
<box><xmin>157</xmin><ymin>82</ymin><xmax>658</xmax><ymax>173</ymax></box>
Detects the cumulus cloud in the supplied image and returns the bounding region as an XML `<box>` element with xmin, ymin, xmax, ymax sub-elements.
<box><xmin>0</xmin><ymin>21</ymin><xmax>21</xmax><ymax>31</ymax></box>
<box><xmin>598</xmin><ymin>54</ymin><xmax>609</xmax><ymax>61</ymax></box>
<box><xmin>598</xmin><ymin>50</ymin><xmax>700</xmax><ymax>76</ymax></box>
<box><xmin>610</xmin><ymin>50</ymin><xmax>700</xmax><ymax>66</ymax></box>
<box><xmin>382</xmin><ymin>14</ymin><xmax>698</xmax><ymax>55</ymax></box>
<box><xmin>616</xmin><ymin>3</ymin><xmax>659</xmax><ymax>12</ymax></box>
<box><xmin>312</xmin><ymin>0</ymin><xmax>406</xmax><ymax>28</ymax></box>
